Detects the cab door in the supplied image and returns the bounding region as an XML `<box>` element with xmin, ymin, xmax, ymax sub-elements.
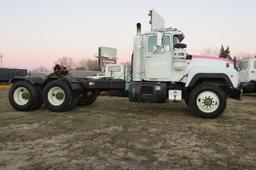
<box><xmin>144</xmin><ymin>34</ymin><xmax>172</xmax><ymax>80</ymax></box>
<box><xmin>249</xmin><ymin>60</ymin><xmax>256</xmax><ymax>81</ymax></box>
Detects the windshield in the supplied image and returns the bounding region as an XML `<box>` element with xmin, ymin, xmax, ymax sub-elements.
<box><xmin>108</xmin><ymin>66</ymin><xmax>121</xmax><ymax>72</ymax></box>
<box><xmin>242</xmin><ymin>61</ymin><xmax>248</xmax><ymax>70</ymax></box>
<box><xmin>173</xmin><ymin>36</ymin><xmax>181</xmax><ymax>46</ymax></box>
<box><xmin>148</xmin><ymin>35</ymin><xmax>170</xmax><ymax>53</ymax></box>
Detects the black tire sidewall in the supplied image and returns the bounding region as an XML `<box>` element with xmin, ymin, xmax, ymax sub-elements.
<box><xmin>42</xmin><ymin>80</ymin><xmax>73</xmax><ymax>112</ymax></box>
<box><xmin>189</xmin><ymin>84</ymin><xmax>226</xmax><ymax>118</ymax></box>
<box><xmin>77</xmin><ymin>91</ymin><xmax>98</xmax><ymax>106</ymax></box>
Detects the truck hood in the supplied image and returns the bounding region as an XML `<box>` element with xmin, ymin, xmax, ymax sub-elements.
<box><xmin>192</xmin><ymin>55</ymin><xmax>234</xmax><ymax>65</ymax></box>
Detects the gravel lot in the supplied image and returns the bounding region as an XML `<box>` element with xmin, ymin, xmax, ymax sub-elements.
<box><xmin>0</xmin><ymin>88</ymin><xmax>255</xmax><ymax>170</ymax></box>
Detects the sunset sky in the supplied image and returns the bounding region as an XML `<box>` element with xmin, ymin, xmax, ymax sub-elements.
<box><xmin>0</xmin><ymin>0</ymin><xmax>255</xmax><ymax>70</ymax></box>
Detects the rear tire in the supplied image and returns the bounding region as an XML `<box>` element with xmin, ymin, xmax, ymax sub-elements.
<box><xmin>184</xmin><ymin>96</ymin><xmax>189</xmax><ymax>106</ymax></box>
<box><xmin>42</xmin><ymin>80</ymin><xmax>78</xmax><ymax>112</ymax></box>
<box><xmin>34</xmin><ymin>86</ymin><xmax>43</xmax><ymax>109</ymax></box>
<box><xmin>189</xmin><ymin>84</ymin><xmax>227</xmax><ymax>118</ymax></box>
<box><xmin>9</xmin><ymin>81</ymin><xmax>41</xmax><ymax>111</ymax></box>
<box><xmin>77</xmin><ymin>91</ymin><xmax>98</xmax><ymax>106</ymax></box>
<box><xmin>35</xmin><ymin>97</ymin><xmax>43</xmax><ymax>109</ymax></box>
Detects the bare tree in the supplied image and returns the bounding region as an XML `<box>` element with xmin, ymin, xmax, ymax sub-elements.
<box><xmin>32</xmin><ymin>66</ymin><xmax>50</xmax><ymax>73</ymax></box>
<box><xmin>87</xmin><ymin>59</ymin><xmax>100</xmax><ymax>71</ymax></box>
<box><xmin>77</xmin><ymin>59</ymin><xmax>100</xmax><ymax>71</ymax></box>
<box><xmin>236</xmin><ymin>52</ymin><xmax>254</xmax><ymax>60</ymax></box>
<box><xmin>234</xmin><ymin>58</ymin><xmax>243</xmax><ymax>70</ymax></box>
<box><xmin>200</xmin><ymin>48</ymin><xmax>219</xmax><ymax>57</ymax></box>
<box><xmin>76</xmin><ymin>59</ymin><xmax>87</xmax><ymax>70</ymax></box>
<box><xmin>233</xmin><ymin>52</ymin><xmax>256</xmax><ymax>70</ymax></box>
<box><xmin>55</xmin><ymin>56</ymin><xmax>74</xmax><ymax>70</ymax></box>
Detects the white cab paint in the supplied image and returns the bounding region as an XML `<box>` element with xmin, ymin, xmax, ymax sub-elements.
<box><xmin>239</xmin><ymin>58</ymin><xmax>256</xmax><ymax>83</ymax></box>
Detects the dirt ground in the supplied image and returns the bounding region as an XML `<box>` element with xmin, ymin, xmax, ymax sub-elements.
<box><xmin>0</xmin><ymin>89</ymin><xmax>255</xmax><ymax>170</ymax></box>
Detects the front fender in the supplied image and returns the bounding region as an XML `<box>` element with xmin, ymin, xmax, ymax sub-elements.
<box><xmin>185</xmin><ymin>59</ymin><xmax>239</xmax><ymax>88</ymax></box>
<box><xmin>9</xmin><ymin>76</ymin><xmax>46</xmax><ymax>85</ymax></box>
<box><xmin>186</xmin><ymin>73</ymin><xmax>234</xmax><ymax>88</ymax></box>
<box><xmin>62</xmin><ymin>75</ymin><xmax>82</xmax><ymax>92</ymax></box>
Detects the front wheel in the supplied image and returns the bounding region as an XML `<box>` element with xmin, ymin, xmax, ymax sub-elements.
<box><xmin>189</xmin><ymin>84</ymin><xmax>227</xmax><ymax>118</ymax></box>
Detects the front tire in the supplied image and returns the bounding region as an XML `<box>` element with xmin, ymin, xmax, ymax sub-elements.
<box><xmin>189</xmin><ymin>84</ymin><xmax>227</xmax><ymax>118</ymax></box>
<box><xmin>9</xmin><ymin>81</ymin><xmax>41</xmax><ymax>111</ymax></box>
<box><xmin>42</xmin><ymin>80</ymin><xmax>78</xmax><ymax>112</ymax></box>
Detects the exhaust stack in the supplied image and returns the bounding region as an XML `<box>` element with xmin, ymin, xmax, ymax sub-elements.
<box><xmin>136</xmin><ymin>23</ymin><xmax>141</xmax><ymax>36</ymax></box>
<box><xmin>133</xmin><ymin>23</ymin><xmax>143</xmax><ymax>81</ymax></box>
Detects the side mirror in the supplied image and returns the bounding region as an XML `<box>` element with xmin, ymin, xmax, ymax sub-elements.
<box><xmin>174</xmin><ymin>43</ymin><xmax>187</xmax><ymax>49</ymax></box>
<box><xmin>156</xmin><ymin>32</ymin><xmax>163</xmax><ymax>47</ymax></box>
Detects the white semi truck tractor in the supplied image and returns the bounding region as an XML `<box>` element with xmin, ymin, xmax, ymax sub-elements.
<box><xmin>239</xmin><ymin>58</ymin><xmax>256</xmax><ymax>93</ymax></box>
<box><xmin>8</xmin><ymin>10</ymin><xmax>241</xmax><ymax>118</ymax></box>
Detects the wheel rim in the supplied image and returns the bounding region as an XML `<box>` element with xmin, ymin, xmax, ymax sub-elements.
<box><xmin>196</xmin><ymin>91</ymin><xmax>220</xmax><ymax>113</ymax></box>
<box><xmin>47</xmin><ymin>87</ymin><xmax>65</xmax><ymax>106</ymax></box>
<box><xmin>13</xmin><ymin>87</ymin><xmax>30</xmax><ymax>106</ymax></box>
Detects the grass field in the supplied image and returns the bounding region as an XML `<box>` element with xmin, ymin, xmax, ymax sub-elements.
<box><xmin>0</xmin><ymin>89</ymin><xmax>256</xmax><ymax>170</ymax></box>
<box><xmin>0</xmin><ymin>84</ymin><xmax>11</xmax><ymax>89</ymax></box>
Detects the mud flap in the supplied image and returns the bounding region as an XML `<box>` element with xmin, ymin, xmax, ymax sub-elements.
<box><xmin>230</xmin><ymin>88</ymin><xmax>242</xmax><ymax>100</ymax></box>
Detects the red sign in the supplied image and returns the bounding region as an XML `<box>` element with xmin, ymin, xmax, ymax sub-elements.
<box><xmin>99</xmin><ymin>57</ymin><xmax>117</xmax><ymax>67</ymax></box>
